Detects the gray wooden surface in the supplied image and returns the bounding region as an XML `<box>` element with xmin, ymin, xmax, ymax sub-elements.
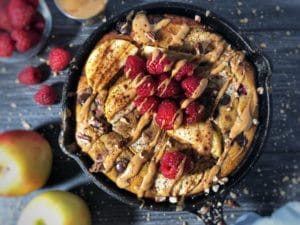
<box><xmin>0</xmin><ymin>0</ymin><xmax>300</xmax><ymax>224</ymax></box>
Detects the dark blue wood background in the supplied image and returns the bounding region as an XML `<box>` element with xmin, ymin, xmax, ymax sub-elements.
<box><xmin>0</xmin><ymin>0</ymin><xmax>299</xmax><ymax>224</ymax></box>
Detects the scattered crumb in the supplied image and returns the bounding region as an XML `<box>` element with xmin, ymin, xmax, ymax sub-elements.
<box><xmin>20</xmin><ymin>118</ymin><xmax>32</xmax><ymax>130</ymax></box>
<box><xmin>237</xmin><ymin>9</ymin><xmax>242</xmax><ymax>15</ymax></box>
<box><xmin>146</xmin><ymin>212</ymin><xmax>151</xmax><ymax>222</ymax></box>
<box><xmin>239</xmin><ymin>18</ymin><xmax>249</xmax><ymax>24</ymax></box>
<box><xmin>48</xmin><ymin>106</ymin><xmax>52</xmax><ymax>111</ymax></box>
<box><xmin>39</xmin><ymin>57</ymin><xmax>47</xmax><ymax>63</ymax></box>
<box><xmin>286</xmin><ymin>31</ymin><xmax>291</xmax><ymax>36</ymax></box>
<box><xmin>205</xmin><ymin>10</ymin><xmax>211</xmax><ymax>17</ymax></box>
<box><xmin>275</xmin><ymin>5</ymin><xmax>281</xmax><ymax>11</ymax></box>
<box><xmin>281</xmin><ymin>176</ymin><xmax>289</xmax><ymax>182</ymax></box>
<box><xmin>260</xmin><ymin>43</ymin><xmax>267</xmax><ymax>48</ymax></box>
<box><xmin>51</xmin><ymin>34</ymin><xmax>56</xmax><ymax>39</ymax></box>
<box><xmin>237</xmin><ymin>1</ymin><xmax>243</xmax><ymax>6</ymax></box>
<box><xmin>251</xmin><ymin>8</ymin><xmax>257</xmax><ymax>15</ymax></box>
<box><xmin>68</xmin><ymin>43</ymin><xmax>75</xmax><ymax>48</ymax></box>
<box><xmin>230</xmin><ymin>191</ymin><xmax>237</xmax><ymax>199</ymax></box>
<box><xmin>10</xmin><ymin>102</ymin><xmax>17</xmax><ymax>108</ymax></box>
<box><xmin>102</xmin><ymin>16</ymin><xmax>107</xmax><ymax>23</ymax></box>
<box><xmin>243</xmin><ymin>188</ymin><xmax>249</xmax><ymax>195</ymax></box>
<box><xmin>252</xmin><ymin>118</ymin><xmax>259</xmax><ymax>125</ymax></box>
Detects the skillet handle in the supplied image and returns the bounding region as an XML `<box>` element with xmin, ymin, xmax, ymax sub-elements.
<box><xmin>191</xmin><ymin>193</ymin><xmax>227</xmax><ymax>225</ymax></box>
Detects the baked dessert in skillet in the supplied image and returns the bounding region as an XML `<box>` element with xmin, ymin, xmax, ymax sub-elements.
<box><xmin>75</xmin><ymin>12</ymin><xmax>258</xmax><ymax>201</ymax></box>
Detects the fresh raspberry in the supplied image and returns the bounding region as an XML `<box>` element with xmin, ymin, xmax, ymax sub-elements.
<box><xmin>8</xmin><ymin>0</ymin><xmax>35</xmax><ymax>29</ymax></box>
<box><xmin>24</xmin><ymin>0</ymin><xmax>39</xmax><ymax>9</ymax></box>
<box><xmin>134</xmin><ymin>96</ymin><xmax>159</xmax><ymax>114</ymax></box>
<box><xmin>155</xmin><ymin>99</ymin><xmax>180</xmax><ymax>130</ymax></box>
<box><xmin>34</xmin><ymin>85</ymin><xmax>57</xmax><ymax>106</ymax></box>
<box><xmin>156</xmin><ymin>73</ymin><xmax>181</xmax><ymax>98</ymax></box>
<box><xmin>0</xmin><ymin>7</ymin><xmax>13</xmax><ymax>32</ymax></box>
<box><xmin>31</xmin><ymin>12</ymin><xmax>45</xmax><ymax>32</ymax></box>
<box><xmin>184</xmin><ymin>101</ymin><xmax>204</xmax><ymax>124</ymax></box>
<box><xmin>160</xmin><ymin>151</ymin><xmax>193</xmax><ymax>179</ymax></box>
<box><xmin>0</xmin><ymin>32</ymin><xmax>14</xmax><ymax>57</ymax></box>
<box><xmin>11</xmin><ymin>29</ymin><xmax>39</xmax><ymax>53</ymax></box>
<box><xmin>181</xmin><ymin>75</ymin><xmax>203</xmax><ymax>98</ymax></box>
<box><xmin>136</xmin><ymin>76</ymin><xmax>157</xmax><ymax>97</ymax></box>
<box><xmin>124</xmin><ymin>55</ymin><xmax>146</xmax><ymax>79</ymax></box>
<box><xmin>146</xmin><ymin>50</ymin><xmax>173</xmax><ymax>75</ymax></box>
<box><xmin>17</xmin><ymin>66</ymin><xmax>42</xmax><ymax>85</ymax></box>
<box><xmin>174</xmin><ymin>62</ymin><xmax>194</xmax><ymax>81</ymax></box>
<box><xmin>48</xmin><ymin>47</ymin><xmax>72</xmax><ymax>72</ymax></box>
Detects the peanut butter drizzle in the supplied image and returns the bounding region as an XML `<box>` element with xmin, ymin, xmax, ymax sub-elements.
<box><xmin>170</xmin><ymin>23</ymin><xmax>190</xmax><ymax>46</ymax></box>
<box><xmin>180</xmin><ymin>98</ymin><xmax>194</xmax><ymax>109</ymax></box>
<box><xmin>116</xmin><ymin>130</ymin><xmax>161</xmax><ymax>188</ymax></box>
<box><xmin>229</xmin><ymin>94</ymin><xmax>253</xmax><ymax>140</ymax></box>
<box><xmin>132</xmin><ymin>14</ymin><xmax>170</xmax><ymax>43</ymax></box>
<box><xmin>173</xmin><ymin>110</ymin><xmax>183</xmax><ymax>129</ymax></box>
<box><xmin>130</xmin><ymin>112</ymin><xmax>151</xmax><ymax>144</ymax></box>
<box><xmin>191</xmin><ymin>78</ymin><xmax>208</xmax><ymax>99</ymax></box>
<box><xmin>79</xmin><ymin>94</ymin><xmax>96</xmax><ymax>122</ymax></box>
<box><xmin>171</xmin><ymin>59</ymin><xmax>187</xmax><ymax>78</ymax></box>
<box><xmin>211</xmin><ymin>78</ymin><xmax>232</xmax><ymax>114</ymax></box>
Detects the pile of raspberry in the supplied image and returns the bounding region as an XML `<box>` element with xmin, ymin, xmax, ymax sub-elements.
<box><xmin>125</xmin><ymin>49</ymin><xmax>206</xmax><ymax>130</ymax></box>
<box><xmin>0</xmin><ymin>0</ymin><xmax>45</xmax><ymax>57</ymax></box>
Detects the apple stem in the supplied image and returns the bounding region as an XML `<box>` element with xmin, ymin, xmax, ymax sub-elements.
<box><xmin>35</xmin><ymin>219</ymin><xmax>46</xmax><ymax>225</ymax></box>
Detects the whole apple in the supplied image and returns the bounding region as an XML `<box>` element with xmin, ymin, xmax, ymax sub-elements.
<box><xmin>0</xmin><ymin>130</ymin><xmax>52</xmax><ymax>196</ymax></box>
<box><xmin>17</xmin><ymin>191</ymin><xmax>92</xmax><ymax>225</ymax></box>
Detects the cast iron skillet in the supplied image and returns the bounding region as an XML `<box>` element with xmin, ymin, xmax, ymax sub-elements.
<box><xmin>60</xmin><ymin>2</ymin><xmax>271</xmax><ymax>224</ymax></box>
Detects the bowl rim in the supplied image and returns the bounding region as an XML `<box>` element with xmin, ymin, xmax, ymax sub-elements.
<box><xmin>60</xmin><ymin>1</ymin><xmax>272</xmax><ymax>212</ymax></box>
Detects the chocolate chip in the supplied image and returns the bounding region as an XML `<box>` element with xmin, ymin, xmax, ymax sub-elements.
<box><xmin>115</xmin><ymin>20</ymin><xmax>131</xmax><ymax>35</ymax></box>
<box><xmin>77</xmin><ymin>93</ymin><xmax>91</xmax><ymax>105</ymax></box>
<box><xmin>148</xmin><ymin>15</ymin><xmax>165</xmax><ymax>24</ymax></box>
<box><xmin>219</xmin><ymin>94</ymin><xmax>231</xmax><ymax>106</ymax></box>
<box><xmin>115</xmin><ymin>158</ymin><xmax>129</xmax><ymax>173</ymax></box>
<box><xmin>237</xmin><ymin>84</ymin><xmax>247</xmax><ymax>96</ymax></box>
<box><xmin>235</xmin><ymin>133</ymin><xmax>248</xmax><ymax>147</ymax></box>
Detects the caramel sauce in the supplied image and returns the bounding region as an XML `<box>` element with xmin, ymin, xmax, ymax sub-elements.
<box><xmin>56</xmin><ymin>0</ymin><xmax>107</xmax><ymax>19</ymax></box>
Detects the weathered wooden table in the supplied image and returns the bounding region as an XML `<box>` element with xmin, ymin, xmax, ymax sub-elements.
<box><xmin>0</xmin><ymin>0</ymin><xmax>299</xmax><ymax>224</ymax></box>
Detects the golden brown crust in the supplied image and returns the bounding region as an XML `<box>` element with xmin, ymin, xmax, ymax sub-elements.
<box><xmin>75</xmin><ymin>13</ymin><xmax>258</xmax><ymax>200</ymax></box>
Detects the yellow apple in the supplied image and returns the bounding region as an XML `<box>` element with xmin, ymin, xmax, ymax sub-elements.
<box><xmin>0</xmin><ymin>130</ymin><xmax>52</xmax><ymax>196</ymax></box>
<box><xmin>17</xmin><ymin>191</ymin><xmax>92</xmax><ymax>225</ymax></box>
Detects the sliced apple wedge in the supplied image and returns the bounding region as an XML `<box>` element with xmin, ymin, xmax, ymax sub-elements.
<box><xmin>85</xmin><ymin>39</ymin><xmax>138</xmax><ymax>92</ymax></box>
<box><xmin>104</xmin><ymin>78</ymin><xmax>136</xmax><ymax>122</ymax></box>
<box><xmin>167</xmin><ymin>121</ymin><xmax>222</xmax><ymax>158</ymax></box>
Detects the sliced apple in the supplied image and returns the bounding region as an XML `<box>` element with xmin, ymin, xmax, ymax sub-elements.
<box><xmin>104</xmin><ymin>78</ymin><xmax>136</xmax><ymax>122</ymax></box>
<box><xmin>167</xmin><ymin>121</ymin><xmax>222</xmax><ymax>158</ymax></box>
<box><xmin>17</xmin><ymin>191</ymin><xmax>91</xmax><ymax>225</ymax></box>
<box><xmin>85</xmin><ymin>39</ymin><xmax>138</xmax><ymax>92</ymax></box>
<box><xmin>0</xmin><ymin>130</ymin><xmax>52</xmax><ymax>196</ymax></box>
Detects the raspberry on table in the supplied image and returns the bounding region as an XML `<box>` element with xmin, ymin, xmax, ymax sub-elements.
<box><xmin>160</xmin><ymin>151</ymin><xmax>193</xmax><ymax>179</ymax></box>
<box><xmin>136</xmin><ymin>76</ymin><xmax>157</xmax><ymax>97</ymax></box>
<box><xmin>0</xmin><ymin>32</ymin><xmax>14</xmax><ymax>57</ymax></box>
<box><xmin>181</xmin><ymin>75</ymin><xmax>203</xmax><ymax>98</ymax></box>
<box><xmin>173</xmin><ymin>61</ymin><xmax>194</xmax><ymax>81</ymax></box>
<box><xmin>134</xmin><ymin>96</ymin><xmax>160</xmax><ymax>115</ymax></box>
<box><xmin>156</xmin><ymin>73</ymin><xmax>181</xmax><ymax>98</ymax></box>
<box><xmin>48</xmin><ymin>47</ymin><xmax>72</xmax><ymax>72</ymax></box>
<box><xmin>8</xmin><ymin>0</ymin><xmax>35</xmax><ymax>29</ymax></box>
<box><xmin>124</xmin><ymin>55</ymin><xmax>146</xmax><ymax>79</ymax></box>
<box><xmin>34</xmin><ymin>85</ymin><xmax>57</xmax><ymax>106</ymax></box>
<box><xmin>155</xmin><ymin>99</ymin><xmax>181</xmax><ymax>130</ymax></box>
<box><xmin>146</xmin><ymin>50</ymin><xmax>173</xmax><ymax>75</ymax></box>
<box><xmin>184</xmin><ymin>101</ymin><xmax>204</xmax><ymax>124</ymax></box>
<box><xmin>17</xmin><ymin>66</ymin><xmax>42</xmax><ymax>85</ymax></box>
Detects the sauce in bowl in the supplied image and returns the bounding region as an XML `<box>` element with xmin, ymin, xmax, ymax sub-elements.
<box><xmin>55</xmin><ymin>0</ymin><xmax>107</xmax><ymax>20</ymax></box>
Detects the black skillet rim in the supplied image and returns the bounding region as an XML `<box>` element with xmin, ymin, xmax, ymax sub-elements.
<box><xmin>60</xmin><ymin>1</ymin><xmax>272</xmax><ymax>212</ymax></box>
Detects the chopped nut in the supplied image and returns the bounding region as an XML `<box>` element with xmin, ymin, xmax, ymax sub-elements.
<box><xmin>169</xmin><ymin>196</ymin><xmax>178</xmax><ymax>203</ymax></box>
<box><xmin>252</xmin><ymin>118</ymin><xmax>259</xmax><ymax>125</ymax></box>
<box><xmin>239</xmin><ymin>18</ymin><xmax>249</xmax><ymax>24</ymax></box>
<box><xmin>205</xmin><ymin>10</ymin><xmax>211</xmax><ymax>17</ymax></box>
<box><xmin>194</xmin><ymin>15</ymin><xmax>201</xmax><ymax>23</ymax></box>
<box><xmin>155</xmin><ymin>196</ymin><xmax>167</xmax><ymax>202</ymax></box>
<box><xmin>212</xmin><ymin>184</ymin><xmax>220</xmax><ymax>192</ymax></box>
<box><xmin>260</xmin><ymin>43</ymin><xmax>267</xmax><ymax>48</ymax></box>
<box><xmin>257</xmin><ymin>87</ymin><xmax>264</xmax><ymax>95</ymax></box>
